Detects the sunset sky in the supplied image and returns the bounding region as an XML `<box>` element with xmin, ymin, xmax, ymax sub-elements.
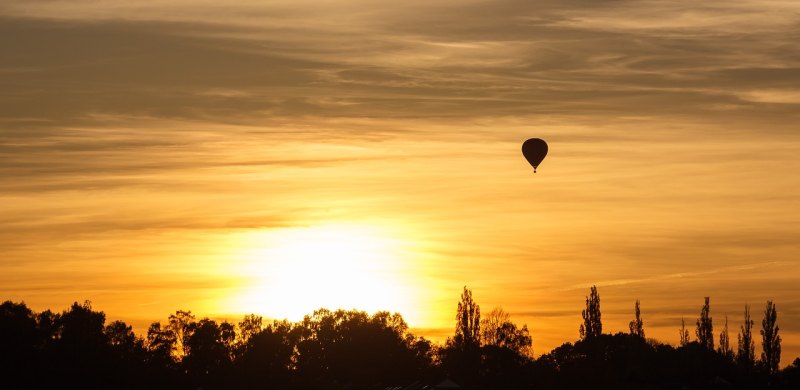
<box><xmin>2</xmin><ymin>0</ymin><xmax>799</xmax><ymax>363</ymax></box>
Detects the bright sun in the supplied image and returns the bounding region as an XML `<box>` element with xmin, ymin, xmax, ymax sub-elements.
<box><xmin>231</xmin><ymin>223</ymin><xmax>419</xmax><ymax>322</ymax></box>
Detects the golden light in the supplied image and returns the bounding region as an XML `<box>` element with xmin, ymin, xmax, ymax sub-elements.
<box><xmin>230</xmin><ymin>223</ymin><xmax>421</xmax><ymax>322</ymax></box>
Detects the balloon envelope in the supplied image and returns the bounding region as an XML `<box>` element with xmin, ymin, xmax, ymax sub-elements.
<box><xmin>522</xmin><ymin>138</ymin><xmax>548</xmax><ymax>172</ymax></box>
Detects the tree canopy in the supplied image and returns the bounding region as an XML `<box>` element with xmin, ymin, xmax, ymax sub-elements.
<box><xmin>0</xmin><ymin>290</ymin><xmax>796</xmax><ymax>389</ymax></box>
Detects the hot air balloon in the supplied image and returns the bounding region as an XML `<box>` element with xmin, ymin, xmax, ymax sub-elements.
<box><xmin>522</xmin><ymin>138</ymin><xmax>548</xmax><ymax>173</ymax></box>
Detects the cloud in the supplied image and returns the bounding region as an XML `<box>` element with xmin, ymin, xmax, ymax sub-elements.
<box><xmin>2</xmin><ymin>0</ymin><xmax>799</xmax><ymax>130</ymax></box>
<box><xmin>737</xmin><ymin>89</ymin><xmax>800</xmax><ymax>104</ymax></box>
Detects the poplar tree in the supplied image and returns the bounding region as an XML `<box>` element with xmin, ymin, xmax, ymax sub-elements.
<box><xmin>696</xmin><ymin>297</ymin><xmax>714</xmax><ymax>350</ymax></box>
<box><xmin>454</xmin><ymin>286</ymin><xmax>481</xmax><ymax>350</ymax></box>
<box><xmin>580</xmin><ymin>285</ymin><xmax>601</xmax><ymax>340</ymax></box>
<box><xmin>738</xmin><ymin>304</ymin><xmax>755</xmax><ymax>366</ymax></box>
<box><xmin>760</xmin><ymin>300</ymin><xmax>781</xmax><ymax>374</ymax></box>
<box><xmin>718</xmin><ymin>314</ymin><xmax>732</xmax><ymax>359</ymax></box>
<box><xmin>679</xmin><ymin>317</ymin><xmax>690</xmax><ymax>346</ymax></box>
<box><xmin>628</xmin><ymin>299</ymin><xmax>644</xmax><ymax>338</ymax></box>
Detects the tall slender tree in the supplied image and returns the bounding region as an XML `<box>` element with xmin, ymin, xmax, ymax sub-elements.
<box><xmin>628</xmin><ymin>299</ymin><xmax>644</xmax><ymax>338</ymax></box>
<box><xmin>718</xmin><ymin>314</ymin><xmax>732</xmax><ymax>359</ymax></box>
<box><xmin>679</xmin><ymin>317</ymin><xmax>690</xmax><ymax>346</ymax></box>
<box><xmin>580</xmin><ymin>285</ymin><xmax>601</xmax><ymax>340</ymax></box>
<box><xmin>738</xmin><ymin>304</ymin><xmax>755</xmax><ymax>366</ymax></box>
<box><xmin>696</xmin><ymin>297</ymin><xmax>714</xmax><ymax>350</ymax></box>
<box><xmin>760</xmin><ymin>300</ymin><xmax>781</xmax><ymax>374</ymax></box>
<box><xmin>454</xmin><ymin>286</ymin><xmax>480</xmax><ymax>350</ymax></box>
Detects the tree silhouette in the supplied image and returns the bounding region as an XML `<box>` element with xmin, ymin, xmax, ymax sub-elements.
<box><xmin>778</xmin><ymin>358</ymin><xmax>800</xmax><ymax>387</ymax></box>
<box><xmin>1</xmin><ymin>291</ymin><xmax>799</xmax><ymax>389</ymax></box>
<box><xmin>49</xmin><ymin>300</ymin><xmax>115</xmax><ymax>387</ymax></box>
<box><xmin>498</xmin><ymin>321</ymin><xmax>533</xmax><ymax>355</ymax></box>
<box><xmin>36</xmin><ymin>308</ymin><xmax>60</xmax><ymax>343</ymax></box>
<box><xmin>480</xmin><ymin>307</ymin><xmax>510</xmax><ymax>346</ymax></box>
<box><xmin>234</xmin><ymin>318</ymin><xmax>298</xmax><ymax>388</ymax></box>
<box><xmin>718</xmin><ymin>314</ymin><xmax>733</xmax><ymax>359</ymax></box>
<box><xmin>580</xmin><ymin>285</ymin><xmax>601</xmax><ymax>340</ymax></box>
<box><xmin>454</xmin><ymin>286</ymin><xmax>481</xmax><ymax>350</ymax></box>
<box><xmin>0</xmin><ymin>301</ymin><xmax>38</xmax><ymax>381</ymax></box>
<box><xmin>628</xmin><ymin>299</ymin><xmax>644</xmax><ymax>338</ymax></box>
<box><xmin>761</xmin><ymin>300</ymin><xmax>781</xmax><ymax>374</ymax></box>
<box><xmin>59</xmin><ymin>300</ymin><xmax>106</xmax><ymax>348</ymax></box>
<box><xmin>183</xmin><ymin>318</ymin><xmax>235</xmax><ymax>384</ymax></box>
<box><xmin>105</xmin><ymin>320</ymin><xmax>145</xmax><ymax>362</ymax></box>
<box><xmin>679</xmin><ymin>317</ymin><xmax>690</xmax><ymax>346</ymax></box>
<box><xmin>481</xmin><ymin>307</ymin><xmax>533</xmax><ymax>356</ymax></box>
<box><xmin>167</xmin><ymin>310</ymin><xmax>195</xmax><ymax>360</ymax></box>
<box><xmin>236</xmin><ymin>313</ymin><xmax>262</xmax><ymax>349</ymax></box>
<box><xmin>293</xmin><ymin>308</ymin><xmax>431</xmax><ymax>388</ymax></box>
<box><xmin>480</xmin><ymin>307</ymin><xmax>533</xmax><ymax>357</ymax></box>
<box><xmin>696</xmin><ymin>297</ymin><xmax>713</xmax><ymax>350</ymax></box>
<box><xmin>145</xmin><ymin>321</ymin><xmax>176</xmax><ymax>366</ymax></box>
<box><xmin>441</xmin><ymin>286</ymin><xmax>483</xmax><ymax>387</ymax></box>
<box><xmin>105</xmin><ymin>320</ymin><xmax>148</xmax><ymax>385</ymax></box>
<box><xmin>737</xmin><ymin>304</ymin><xmax>755</xmax><ymax>367</ymax></box>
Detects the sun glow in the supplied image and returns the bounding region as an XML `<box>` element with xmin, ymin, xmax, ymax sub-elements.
<box><xmin>231</xmin><ymin>223</ymin><xmax>420</xmax><ymax>322</ymax></box>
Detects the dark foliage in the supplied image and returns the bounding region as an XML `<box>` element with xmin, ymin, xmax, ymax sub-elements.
<box><xmin>696</xmin><ymin>297</ymin><xmax>714</xmax><ymax>351</ymax></box>
<box><xmin>628</xmin><ymin>299</ymin><xmax>644</xmax><ymax>339</ymax></box>
<box><xmin>761</xmin><ymin>300</ymin><xmax>782</xmax><ymax>375</ymax></box>
<box><xmin>1</xmin><ymin>290</ymin><xmax>796</xmax><ymax>389</ymax></box>
<box><xmin>718</xmin><ymin>314</ymin><xmax>733</xmax><ymax>359</ymax></box>
<box><xmin>738</xmin><ymin>304</ymin><xmax>756</xmax><ymax>367</ymax></box>
<box><xmin>580</xmin><ymin>285</ymin><xmax>601</xmax><ymax>340</ymax></box>
<box><xmin>679</xmin><ymin>317</ymin><xmax>691</xmax><ymax>346</ymax></box>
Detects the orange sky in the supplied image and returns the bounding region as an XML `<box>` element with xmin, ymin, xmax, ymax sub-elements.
<box><xmin>2</xmin><ymin>0</ymin><xmax>800</xmax><ymax>364</ymax></box>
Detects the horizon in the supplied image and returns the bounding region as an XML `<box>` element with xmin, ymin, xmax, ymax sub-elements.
<box><xmin>11</xmin><ymin>284</ymin><xmax>799</xmax><ymax>365</ymax></box>
<box><xmin>2</xmin><ymin>0</ymin><xmax>800</xmax><ymax>366</ymax></box>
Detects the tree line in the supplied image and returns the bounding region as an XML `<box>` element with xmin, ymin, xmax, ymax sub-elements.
<box><xmin>1</xmin><ymin>286</ymin><xmax>799</xmax><ymax>389</ymax></box>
